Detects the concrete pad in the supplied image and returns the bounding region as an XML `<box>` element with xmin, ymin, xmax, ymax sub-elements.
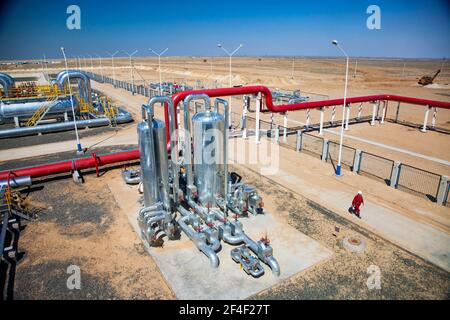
<box><xmin>106</xmin><ymin>172</ymin><xmax>333</xmax><ymax>300</ymax></box>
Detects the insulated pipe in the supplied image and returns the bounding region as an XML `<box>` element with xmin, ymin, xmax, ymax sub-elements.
<box><xmin>0</xmin><ymin>73</ymin><xmax>14</xmax><ymax>97</ymax></box>
<box><xmin>3</xmin><ymin>86</ymin><xmax>450</xmax><ymax>180</ymax></box>
<box><xmin>57</xmin><ymin>70</ymin><xmax>92</xmax><ymax>106</ymax></box>
<box><xmin>168</xmin><ymin>86</ymin><xmax>450</xmax><ymax>145</ymax></box>
<box><xmin>0</xmin><ymin>108</ymin><xmax>132</xmax><ymax>139</ymax></box>
<box><xmin>146</xmin><ymin>96</ymin><xmax>176</xmax><ymax>209</ymax></box>
<box><xmin>177</xmin><ymin>211</ymin><xmax>219</xmax><ymax>268</ymax></box>
<box><xmin>182</xmin><ymin>94</ymin><xmax>211</xmax><ymax>200</ymax></box>
<box><xmin>0</xmin><ymin>176</ymin><xmax>32</xmax><ymax>188</ymax></box>
<box><xmin>214</xmin><ymin>98</ymin><xmax>229</xmax><ymax>216</ymax></box>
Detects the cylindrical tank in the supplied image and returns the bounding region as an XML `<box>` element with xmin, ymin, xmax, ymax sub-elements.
<box><xmin>138</xmin><ymin>120</ymin><xmax>158</xmax><ymax>207</ymax></box>
<box><xmin>192</xmin><ymin>110</ymin><xmax>224</xmax><ymax>207</ymax></box>
<box><xmin>0</xmin><ymin>96</ymin><xmax>79</xmax><ymax>119</ymax></box>
<box><xmin>152</xmin><ymin>118</ymin><xmax>170</xmax><ymax>210</ymax></box>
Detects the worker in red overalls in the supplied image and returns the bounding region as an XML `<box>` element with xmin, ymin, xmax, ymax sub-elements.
<box><xmin>351</xmin><ymin>191</ymin><xmax>364</xmax><ymax>219</ymax></box>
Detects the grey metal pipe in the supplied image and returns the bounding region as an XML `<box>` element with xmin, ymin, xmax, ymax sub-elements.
<box><xmin>0</xmin><ymin>73</ymin><xmax>14</xmax><ymax>97</ymax></box>
<box><xmin>177</xmin><ymin>213</ymin><xmax>219</xmax><ymax>268</ymax></box>
<box><xmin>0</xmin><ymin>96</ymin><xmax>79</xmax><ymax>120</ymax></box>
<box><xmin>0</xmin><ymin>176</ymin><xmax>32</xmax><ymax>189</ymax></box>
<box><xmin>147</xmin><ymin>96</ymin><xmax>180</xmax><ymax>206</ymax></box>
<box><xmin>214</xmin><ymin>98</ymin><xmax>229</xmax><ymax>214</ymax></box>
<box><xmin>0</xmin><ymin>107</ymin><xmax>132</xmax><ymax>139</ymax></box>
<box><xmin>140</xmin><ymin>105</ymin><xmax>158</xmax><ymax>207</ymax></box>
<box><xmin>57</xmin><ymin>70</ymin><xmax>92</xmax><ymax>105</ymax></box>
<box><xmin>182</xmin><ymin>94</ymin><xmax>211</xmax><ymax>200</ymax></box>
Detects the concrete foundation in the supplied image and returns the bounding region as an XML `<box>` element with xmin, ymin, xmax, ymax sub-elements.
<box><xmin>107</xmin><ymin>173</ymin><xmax>333</xmax><ymax>300</ymax></box>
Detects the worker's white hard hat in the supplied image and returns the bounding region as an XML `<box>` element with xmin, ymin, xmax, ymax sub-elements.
<box><xmin>358</xmin><ymin>190</ymin><xmax>362</xmax><ymax>195</ymax></box>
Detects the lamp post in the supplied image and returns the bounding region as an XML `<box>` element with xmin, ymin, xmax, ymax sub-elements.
<box><xmin>123</xmin><ymin>49</ymin><xmax>138</xmax><ymax>94</ymax></box>
<box><xmin>291</xmin><ymin>56</ymin><xmax>295</xmax><ymax>79</ymax></box>
<box><xmin>107</xmin><ymin>51</ymin><xmax>119</xmax><ymax>87</ymax></box>
<box><xmin>61</xmin><ymin>47</ymin><xmax>83</xmax><ymax>154</ymax></box>
<box><xmin>217</xmin><ymin>43</ymin><xmax>243</xmax><ymax>126</ymax></box>
<box><xmin>95</xmin><ymin>54</ymin><xmax>104</xmax><ymax>82</ymax></box>
<box><xmin>331</xmin><ymin>40</ymin><xmax>349</xmax><ymax>176</ymax></box>
<box><xmin>149</xmin><ymin>48</ymin><xmax>168</xmax><ymax>95</ymax></box>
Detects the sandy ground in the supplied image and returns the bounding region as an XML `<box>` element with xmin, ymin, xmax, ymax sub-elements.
<box><xmin>13</xmin><ymin>170</ymin><xmax>174</xmax><ymax>300</ymax></box>
<box><xmin>10</xmin><ymin>154</ymin><xmax>449</xmax><ymax>299</ymax></box>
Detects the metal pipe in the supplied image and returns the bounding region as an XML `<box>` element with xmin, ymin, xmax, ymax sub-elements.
<box><xmin>214</xmin><ymin>98</ymin><xmax>229</xmax><ymax>215</ymax></box>
<box><xmin>0</xmin><ymin>108</ymin><xmax>132</xmax><ymax>139</ymax></box>
<box><xmin>0</xmin><ymin>73</ymin><xmax>14</xmax><ymax>97</ymax></box>
<box><xmin>57</xmin><ymin>70</ymin><xmax>92</xmax><ymax>106</ymax></box>
<box><xmin>182</xmin><ymin>94</ymin><xmax>211</xmax><ymax>200</ymax></box>
<box><xmin>0</xmin><ymin>96</ymin><xmax>79</xmax><ymax>120</ymax></box>
<box><xmin>2</xmin><ymin>87</ymin><xmax>450</xmax><ymax>180</ymax></box>
<box><xmin>0</xmin><ymin>176</ymin><xmax>32</xmax><ymax>188</ymax></box>
<box><xmin>176</xmin><ymin>212</ymin><xmax>219</xmax><ymax>268</ymax></box>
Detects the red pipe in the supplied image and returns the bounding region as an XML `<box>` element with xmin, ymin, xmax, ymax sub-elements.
<box><xmin>0</xmin><ymin>150</ymin><xmax>139</xmax><ymax>180</ymax></box>
<box><xmin>1</xmin><ymin>85</ymin><xmax>449</xmax><ymax>180</ymax></box>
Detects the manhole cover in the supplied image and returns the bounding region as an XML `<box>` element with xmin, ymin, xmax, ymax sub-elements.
<box><xmin>342</xmin><ymin>236</ymin><xmax>366</xmax><ymax>252</ymax></box>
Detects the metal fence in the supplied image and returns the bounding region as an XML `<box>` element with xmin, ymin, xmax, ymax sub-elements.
<box><xmin>397</xmin><ymin>164</ymin><xmax>441</xmax><ymax>201</ymax></box>
<box><xmin>357</xmin><ymin>151</ymin><xmax>394</xmax><ymax>185</ymax></box>
<box><xmin>327</xmin><ymin>141</ymin><xmax>356</xmax><ymax>170</ymax></box>
<box><xmin>300</xmin><ymin>133</ymin><xmax>323</xmax><ymax>158</ymax></box>
<box><xmin>446</xmin><ymin>183</ymin><xmax>450</xmax><ymax>207</ymax></box>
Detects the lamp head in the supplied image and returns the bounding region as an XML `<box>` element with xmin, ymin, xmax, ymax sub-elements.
<box><xmin>217</xmin><ymin>44</ymin><xmax>222</xmax><ymax>48</ymax></box>
<box><xmin>332</xmin><ymin>40</ymin><xmax>338</xmax><ymax>46</ymax></box>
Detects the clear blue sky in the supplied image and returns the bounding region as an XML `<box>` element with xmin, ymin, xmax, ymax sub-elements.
<box><xmin>0</xmin><ymin>0</ymin><xmax>449</xmax><ymax>60</ymax></box>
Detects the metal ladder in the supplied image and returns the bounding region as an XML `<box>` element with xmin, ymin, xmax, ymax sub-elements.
<box><xmin>26</xmin><ymin>96</ymin><xmax>59</xmax><ymax>126</ymax></box>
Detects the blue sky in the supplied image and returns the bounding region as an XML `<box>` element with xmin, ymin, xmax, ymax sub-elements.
<box><xmin>0</xmin><ymin>0</ymin><xmax>449</xmax><ymax>60</ymax></box>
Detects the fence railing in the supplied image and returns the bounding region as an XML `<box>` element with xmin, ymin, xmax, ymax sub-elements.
<box><xmin>397</xmin><ymin>164</ymin><xmax>441</xmax><ymax>201</ymax></box>
<box><xmin>89</xmin><ymin>71</ymin><xmax>450</xmax><ymax>207</ymax></box>
<box><xmin>358</xmin><ymin>151</ymin><xmax>394</xmax><ymax>186</ymax></box>
<box><xmin>273</xmin><ymin>128</ymin><xmax>449</xmax><ymax>206</ymax></box>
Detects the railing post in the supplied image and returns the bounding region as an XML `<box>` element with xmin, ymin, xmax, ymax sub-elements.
<box><xmin>432</xmin><ymin>107</ymin><xmax>437</xmax><ymax>129</ymax></box>
<box><xmin>283</xmin><ymin>111</ymin><xmax>288</xmax><ymax>142</ymax></box>
<box><xmin>390</xmin><ymin>161</ymin><xmax>401</xmax><ymax>189</ymax></box>
<box><xmin>275</xmin><ymin>125</ymin><xmax>280</xmax><ymax>144</ymax></box>
<box><xmin>305</xmin><ymin>109</ymin><xmax>310</xmax><ymax>129</ymax></box>
<box><xmin>436</xmin><ymin>176</ymin><xmax>449</xmax><ymax>205</ymax></box>
<box><xmin>421</xmin><ymin>105</ymin><xmax>431</xmax><ymax>133</ymax></box>
<box><xmin>255</xmin><ymin>92</ymin><xmax>261</xmax><ymax>144</ymax></box>
<box><xmin>331</xmin><ymin>106</ymin><xmax>336</xmax><ymax>127</ymax></box>
<box><xmin>344</xmin><ymin>104</ymin><xmax>350</xmax><ymax>131</ymax></box>
<box><xmin>353</xmin><ymin>149</ymin><xmax>362</xmax><ymax>173</ymax></box>
<box><xmin>380</xmin><ymin>101</ymin><xmax>386</xmax><ymax>124</ymax></box>
<box><xmin>319</xmin><ymin>107</ymin><xmax>324</xmax><ymax>136</ymax></box>
<box><xmin>296</xmin><ymin>130</ymin><xmax>302</xmax><ymax>152</ymax></box>
<box><xmin>371</xmin><ymin>102</ymin><xmax>377</xmax><ymax>126</ymax></box>
<box><xmin>321</xmin><ymin>139</ymin><xmax>329</xmax><ymax>162</ymax></box>
<box><xmin>395</xmin><ymin>102</ymin><xmax>401</xmax><ymax>123</ymax></box>
<box><xmin>357</xmin><ymin>103</ymin><xmax>363</xmax><ymax>121</ymax></box>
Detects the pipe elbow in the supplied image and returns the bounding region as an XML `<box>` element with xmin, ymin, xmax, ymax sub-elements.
<box><xmin>266</xmin><ymin>256</ymin><xmax>281</xmax><ymax>276</ymax></box>
<box><xmin>198</xmin><ymin>243</ymin><xmax>219</xmax><ymax>268</ymax></box>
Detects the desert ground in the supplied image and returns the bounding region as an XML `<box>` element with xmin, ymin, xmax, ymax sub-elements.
<box><xmin>1</xmin><ymin>57</ymin><xmax>449</xmax><ymax>299</ymax></box>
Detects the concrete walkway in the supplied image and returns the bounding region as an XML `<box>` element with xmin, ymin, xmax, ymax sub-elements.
<box><xmin>229</xmin><ymin>137</ymin><xmax>450</xmax><ymax>272</ymax></box>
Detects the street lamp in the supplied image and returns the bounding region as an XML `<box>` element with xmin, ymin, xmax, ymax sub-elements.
<box><xmin>122</xmin><ymin>49</ymin><xmax>138</xmax><ymax>94</ymax></box>
<box><xmin>95</xmin><ymin>54</ymin><xmax>104</xmax><ymax>82</ymax></box>
<box><xmin>61</xmin><ymin>47</ymin><xmax>83</xmax><ymax>154</ymax></box>
<box><xmin>149</xmin><ymin>47</ymin><xmax>168</xmax><ymax>95</ymax></box>
<box><xmin>107</xmin><ymin>50</ymin><xmax>119</xmax><ymax>87</ymax></box>
<box><xmin>217</xmin><ymin>43</ymin><xmax>243</xmax><ymax>125</ymax></box>
<box><xmin>331</xmin><ymin>39</ymin><xmax>349</xmax><ymax>176</ymax></box>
